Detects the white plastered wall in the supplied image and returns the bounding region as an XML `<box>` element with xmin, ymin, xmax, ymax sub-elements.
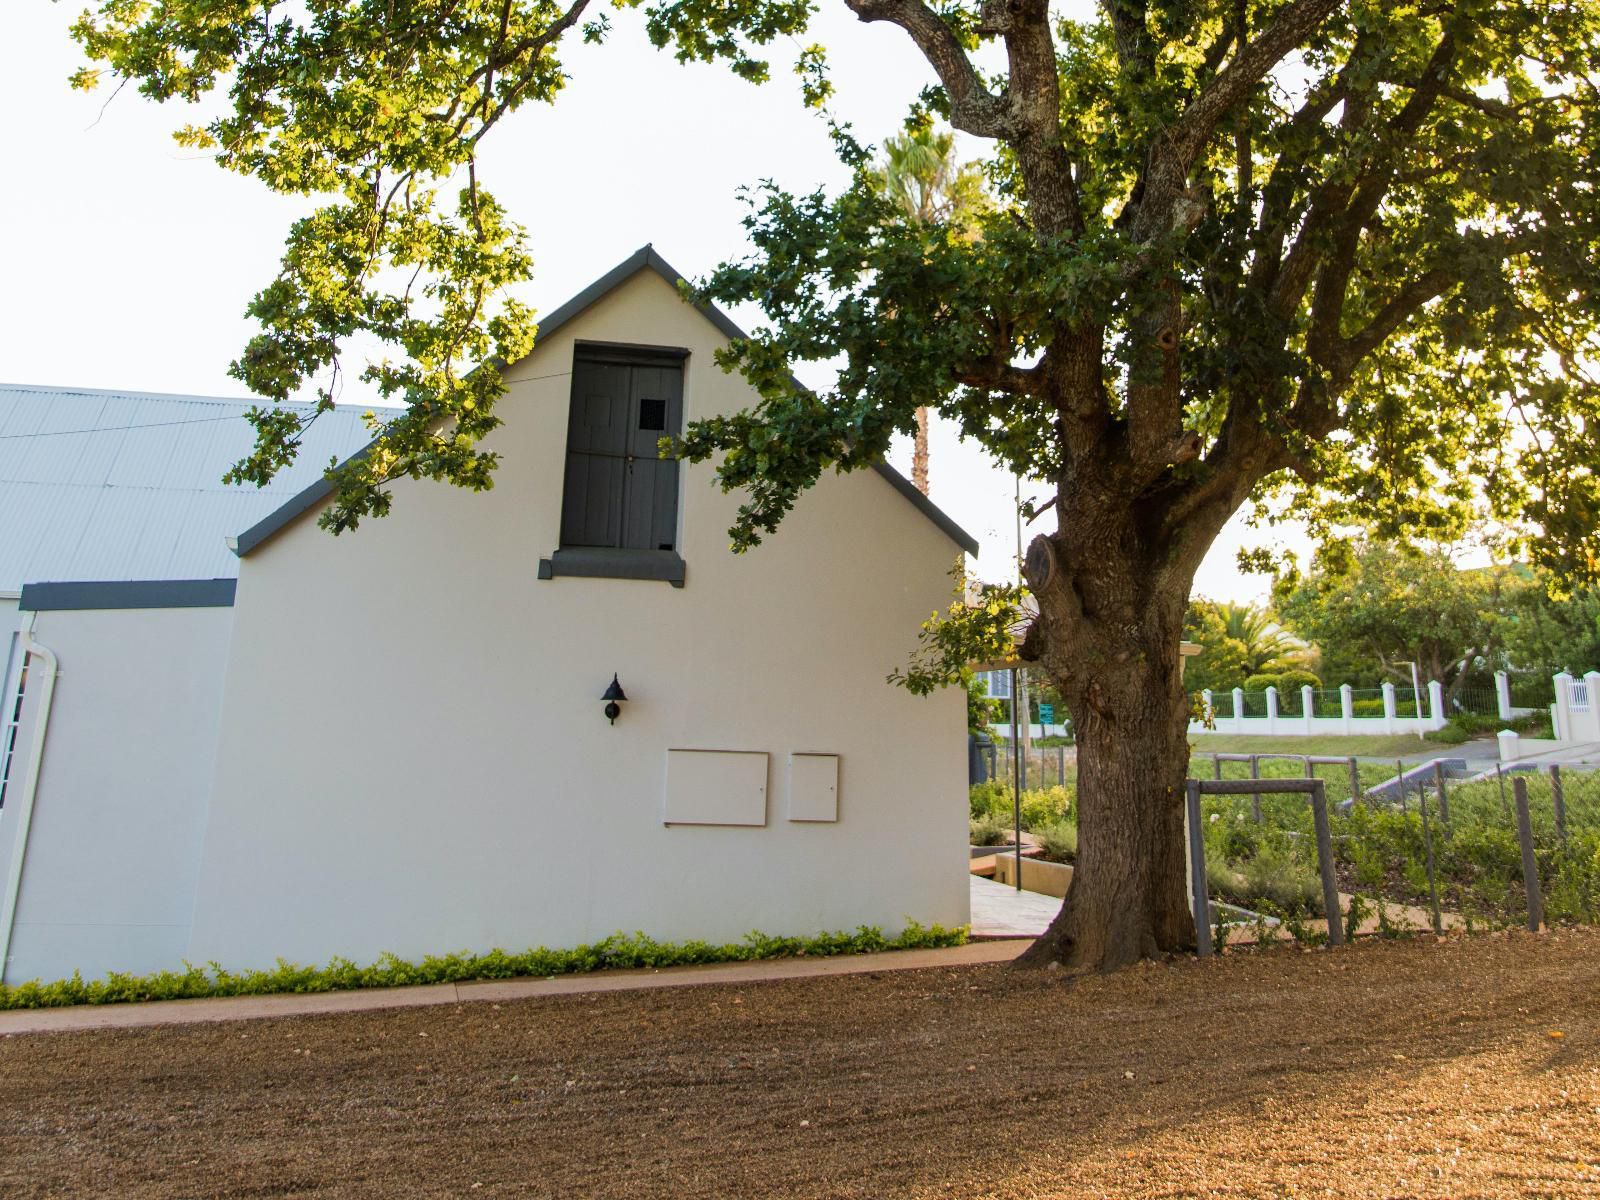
<box><xmin>188</xmin><ymin>268</ymin><xmax>968</xmax><ymax>972</ymax></box>
<box><xmin>0</xmin><ymin>605</ymin><xmax>233</xmax><ymax>983</ymax></box>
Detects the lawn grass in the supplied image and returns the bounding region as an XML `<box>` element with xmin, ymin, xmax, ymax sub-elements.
<box><xmin>1188</xmin><ymin>732</ymin><xmax>1460</xmax><ymax>758</ymax></box>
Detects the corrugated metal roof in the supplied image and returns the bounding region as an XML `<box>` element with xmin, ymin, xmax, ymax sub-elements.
<box><xmin>0</xmin><ymin>384</ymin><xmax>380</xmax><ymax>589</ymax></box>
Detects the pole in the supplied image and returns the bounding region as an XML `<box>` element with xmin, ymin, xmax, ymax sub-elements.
<box><xmin>1348</xmin><ymin>757</ymin><xmax>1362</xmax><ymax>808</ymax></box>
<box><xmin>1550</xmin><ymin>764</ymin><xmax>1567</xmax><ymax>847</ymax></box>
<box><xmin>1513</xmin><ymin>777</ymin><xmax>1543</xmax><ymax>933</ymax></box>
<box><xmin>1010</xmin><ymin>666</ymin><xmax>1022</xmax><ymax>892</ymax></box>
<box><xmin>1212</xmin><ymin>753</ymin><xmax>1223</xmax><ymax>781</ymax></box>
<box><xmin>1419</xmin><ymin>785</ymin><xmax>1443</xmax><ymax>937</ymax></box>
<box><xmin>1411</xmin><ymin>661</ymin><xmax>1425</xmax><ymax>740</ymax></box>
<box><xmin>1432</xmin><ymin>759</ymin><xmax>1450</xmax><ymax>825</ymax></box>
<box><xmin>1310</xmin><ymin>782</ymin><xmax>1344</xmax><ymax>947</ymax></box>
<box><xmin>1186</xmin><ymin>780</ymin><xmax>1211</xmax><ymax>958</ymax></box>
<box><xmin>1397</xmin><ymin>758</ymin><xmax>1407</xmax><ymax>814</ymax></box>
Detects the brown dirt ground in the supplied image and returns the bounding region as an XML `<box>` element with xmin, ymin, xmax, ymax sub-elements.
<box><xmin>3</xmin><ymin>929</ymin><xmax>1599</xmax><ymax>1199</ymax></box>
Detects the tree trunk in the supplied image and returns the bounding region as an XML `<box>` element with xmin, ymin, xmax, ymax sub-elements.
<box><xmin>1015</xmin><ymin>539</ymin><xmax>1199</xmax><ymax>971</ymax></box>
<box><xmin>912</xmin><ymin>406</ymin><xmax>930</xmax><ymax>496</ymax></box>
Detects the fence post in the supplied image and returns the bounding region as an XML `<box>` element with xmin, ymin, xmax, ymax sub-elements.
<box><xmin>1432</xmin><ymin>759</ymin><xmax>1450</xmax><ymax>825</ymax></box>
<box><xmin>1310</xmin><ymin>781</ymin><xmax>1343</xmax><ymax>947</ymax></box>
<box><xmin>1212</xmin><ymin>753</ymin><xmax>1223</xmax><ymax>782</ymax></box>
<box><xmin>1382</xmin><ymin>682</ymin><xmax>1398</xmax><ymax>735</ymax></box>
<box><xmin>1496</xmin><ymin>764</ymin><xmax>1510</xmax><ymax>820</ymax></box>
<box><xmin>1266</xmin><ymin>686</ymin><xmax>1280</xmax><ymax>735</ymax></box>
<box><xmin>1249</xmin><ymin>755</ymin><xmax>1262</xmax><ymax>823</ymax></box>
<box><xmin>1202</xmin><ymin>689</ymin><xmax>1214</xmax><ymax>728</ymax></box>
<box><xmin>1340</xmin><ymin>683</ymin><xmax>1354</xmax><ymax>736</ymax></box>
<box><xmin>1348</xmin><ymin>757</ymin><xmax>1361</xmax><ymax>807</ymax></box>
<box><xmin>1428</xmin><ymin>680</ymin><xmax>1445</xmax><ymax>731</ymax></box>
<box><xmin>1186</xmin><ymin>780</ymin><xmax>1211</xmax><ymax>958</ymax></box>
<box><xmin>1419</xmin><ymin>786</ymin><xmax>1443</xmax><ymax>937</ymax></box>
<box><xmin>1495</xmin><ymin>670</ymin><xmax>1513</xmax><ymax>722</ymax></box>
<box><xmin>1396</xmin><ymin>758</ymin><xmax>1408</xmax><ymax>814</ymax></box>
<box><xmin>1513</xmin><ymin>777</ymin><xmax>1544</xmax><ymax>933</ymax></box>
<box><xmin>1550</xmin><ymin>764</ymin><xmax>1567</xmax><ymax>846</ymax></box>
<box><xmin>1552</xmin><ymin>672</ymin><xmax>1573</xmax><ymax>741</ymax></box>
<box><xmin>1497</xmin><ymin>729</ymin><xmax>1520</xmax><ymax>764</ymax></box>
<box><xmin>1232</xmin><ymin>687</ymin><xmax>1245</xmax><ymax>733</ymax></box>
<box><xmin>1302</xmin><ymin>685</ymin><xmax>1316</xmax><ymax>734</ymax></box>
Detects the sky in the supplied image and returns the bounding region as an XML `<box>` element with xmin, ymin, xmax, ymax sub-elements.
<box><xmin>0</xmin><ymin>4</ymin><xmax>1303</xmax><ymax>601</ymax></box>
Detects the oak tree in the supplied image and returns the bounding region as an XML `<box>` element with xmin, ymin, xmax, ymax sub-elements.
<box><xmin>72</xmin><ymin>0</ymin><xmax>1600</xmax><ymax>969</ymax></box>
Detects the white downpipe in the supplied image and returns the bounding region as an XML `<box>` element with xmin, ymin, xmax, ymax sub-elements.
<box><xmin>0</xmin><ymin>616</ymin><xmax>59</xmax><ymax>983</ymax></box>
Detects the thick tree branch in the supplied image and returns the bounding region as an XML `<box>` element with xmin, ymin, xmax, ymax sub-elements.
<box><xmin>1338</xmin><ymin>268</ymin><xmax>1457</xmax><ymax>370</ymax></box>
<box><xmin>953</xmin><ymin>357</ymin><xmax>1048</xmax><ymax>395</ymax></box>
<box><xmin>1166</xmin><ymin>0</ymin><xmax>1345</xmax><ymax>174</ymax></box>
<box><xmin>843</xmin><ymin>0</ymin><xmax>1011</xmax><ymax>139</ymax></box>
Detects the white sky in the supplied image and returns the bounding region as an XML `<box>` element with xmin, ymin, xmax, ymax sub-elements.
<box><xmin>0</xmin><ymin>5</ymin><xmax>1301</xmax><ymax>602</ymax></box>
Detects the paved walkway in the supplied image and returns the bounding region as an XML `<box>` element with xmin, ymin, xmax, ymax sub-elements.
<box><xmin>0</xmin><ymin>939</ymin><xmax>1026</xmax><ymax>1037</ymax></box>
<box><xmin>969</xmin><ymin>873</ymin><xmax>1058</xmax><ymax>939</ymax></box>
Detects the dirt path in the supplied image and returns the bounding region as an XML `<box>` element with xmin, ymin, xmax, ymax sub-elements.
<box><xmin>3</xmin><ymin>929</ymin><xmax>1598</xmax><ymax>1198</ymax></box>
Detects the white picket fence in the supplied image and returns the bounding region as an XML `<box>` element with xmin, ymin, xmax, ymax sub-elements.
<box><xmin>1190</xmin><ymin>680</ymin><xmax>1448</xmax><ymax>737</ymax></box>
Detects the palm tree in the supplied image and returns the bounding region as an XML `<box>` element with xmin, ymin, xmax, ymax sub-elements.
<box><xmin>1215</xmin><ymin>602</ymin><xmax>1301</xmax><ymax>676</ymax></box>
<box><xmin>872</xmin><ymin>128</ymin><xmax>989</xmax><ymax>496</ymax></box>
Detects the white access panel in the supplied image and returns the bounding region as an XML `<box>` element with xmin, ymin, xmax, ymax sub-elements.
<box><xmin>788</xmin><ymin>753</ymin><xmax>839</xmax><ymax>822</ymax></box>
<box><xmin>663</xmin><ymin>749</ymin><xmax>769</xmax><ymax>826</ymax></box>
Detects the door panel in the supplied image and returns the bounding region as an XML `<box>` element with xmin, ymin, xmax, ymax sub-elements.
<box><xmin>560</xmin><ymin>354</ymin><xmax>683</xmax><ymax>552</ymax></box>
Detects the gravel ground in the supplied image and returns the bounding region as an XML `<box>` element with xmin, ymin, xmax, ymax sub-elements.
<box><xmin>3</xmin><ymin>929</ymin><xmax>1598</xmax><ymax>1199</ymax></box>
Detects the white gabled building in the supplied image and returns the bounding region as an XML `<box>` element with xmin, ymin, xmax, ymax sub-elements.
<box><xmin>0</xmin><ymin>248</ymin><xmax>977</xmax><ymax>985</ymax></box>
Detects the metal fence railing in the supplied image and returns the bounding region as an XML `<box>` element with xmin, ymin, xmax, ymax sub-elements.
<box><xmin>1191</xmin><ymin>757</ymin><xmax>1600</xmax><ymax>947</ymax></box>
<box><xmin>970</xmin><ymin>748</ymin><xmax>1600</xmax><ymax>945</ymax></box>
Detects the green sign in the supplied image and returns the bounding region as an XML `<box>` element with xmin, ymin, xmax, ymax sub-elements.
<box><xmin>1038</xmin><ymin>703</ymin><xmax>1055</xmax><ymax>726</ymax></box>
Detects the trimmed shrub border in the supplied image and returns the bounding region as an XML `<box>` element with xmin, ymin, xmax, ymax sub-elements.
<box><xmin>0</xmin><ymin>923</ymin><xmax>968</xmax><ymax>1011</ymax></box>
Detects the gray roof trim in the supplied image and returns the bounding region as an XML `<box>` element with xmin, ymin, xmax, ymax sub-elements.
<box><xmin>870</xmin><ymin>460</ymin><xmax>980</xmax><ymax>556</ymax></box>
<box><xmin>234</xmin><ymin>245</ymin><xmax>978</xmax><ymax>559</ymax></box>
<box><xmin>231</xmin><ymin>468</ymin><xmax>363</xmax><ymax>557</ymax></box>
<box><xmin>19</xmin><ymin>579</ymin><xmax>237</xmax><ymax>611</ymax></box>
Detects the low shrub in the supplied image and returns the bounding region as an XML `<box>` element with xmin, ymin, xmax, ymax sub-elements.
<box><xmin>969</xmin><ymin>815</ymin><xmax>1010</xmax><ymax>846</ymax></box>
<box><xmin>0</xmin><ymin>923</ymin><xmax>969</xmax><ymax>1011</ymax></box>
<box><xmin>1034</xmin><ymin>818</ymin><xmax>1078</xmax><ymax>864</ymax></box>
<box><xmin>1208</xmin><ymin>847</ymin><xmax>1323</xmax><ymax>917</ymax></box>
<box><xmin>969</xmin><ymin>782</ymin><xmax>1071</xmax><ymax>831</ymax></box>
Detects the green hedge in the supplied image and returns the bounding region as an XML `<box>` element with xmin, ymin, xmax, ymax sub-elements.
<box><xmin>0</xmin><ymin>923</ymin><xmax>968</xmax><ymax>1011</ymax></box>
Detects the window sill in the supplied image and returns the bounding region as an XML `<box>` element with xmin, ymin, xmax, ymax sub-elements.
<box><xmin>537</xmin><ymin>548</ymin><xmax>686</xmax><ymax>587</ymax></box>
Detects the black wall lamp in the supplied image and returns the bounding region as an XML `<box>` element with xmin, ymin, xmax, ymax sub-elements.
<box><xmin>602</xmin><ymin>673</ymin><xmax>628</xmax><ymax>725</ymax></box>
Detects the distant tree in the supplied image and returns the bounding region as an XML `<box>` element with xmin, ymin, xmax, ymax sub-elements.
<box><xmin>1500</xmin><ymin>578</ymin><xmax>1600</xmax><ymax>681</ymax></box>
<box><xmin>1273</xmin><ymin>541</ymin><xmax>1500</xmax><ymax>699</ymax></box>
<box><xmin>869</xmin><ymin>128</ymin><xmax>989</xmax><ymax>496</ymax></box>
<box><xmin>1182</xmin><ymin>599</ymin><xmax>1301</xmax><ymax>694</ymax></box>
<box><xmin>1182</xmin><ymin>600</ymin><xmax>1257</xmax><ymax>693</ymax></box>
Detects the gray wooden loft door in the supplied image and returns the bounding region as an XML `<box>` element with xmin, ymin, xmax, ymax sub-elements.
<box><xmin>560</xmin><ymin>355</ymin><xmax>683</xmax><ymax>551</ymax></box>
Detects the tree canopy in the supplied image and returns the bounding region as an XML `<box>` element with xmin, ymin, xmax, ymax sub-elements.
<box><xmin>70</xmin><ymin>0</ymin><xmax>1600</xmax><ymax>568</ymax></box>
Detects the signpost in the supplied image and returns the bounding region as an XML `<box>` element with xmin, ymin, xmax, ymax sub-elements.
<box><xmin>1038</xmin><ymin>702</ymin><xmax>1055</xmax><ymax>728</ymax></box>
